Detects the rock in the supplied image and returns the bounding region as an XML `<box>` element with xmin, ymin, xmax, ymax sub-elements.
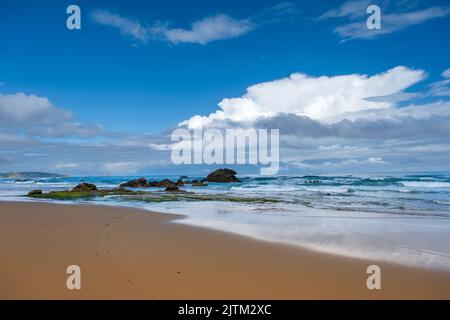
<box><xmin>206</xmin><ymin>169</ymin><xmax>241</xmax><ymax>183</ymax></box>
<box><xmin>192</xmin><ymin>181</ymin><xmax>208</xmax><ymax>187</ymax></box>
<box><xmin>149</xmin><ymin>179</ymin><xmax>176</xmax><ymax>188</ymax></box>
<box><xmin>119</xmin><ymin>177</ymin><xmax>148</xmax><ymax>188</ymax></box>
<box><xmin>71</xmin><ymin>183</ymin><xmax>97</xmax><ymax>192</ymax></box>
<box><xmin>27</xmin><ymin>189</ymin><xmax>42</xmax><ymax>196</ymax></box>
<box><xmin>161</xmin><ymin>179</ymin><xmax>176</xmax><ymax>187</ymax></box>
<box><xmin>180</xmin><ymin>175</ymin><xmax>189</xmax><ymax>179</ymax></box>
<box><xmin>165</xmin><ymin>186</ymin><xmax>180</xmax><ymax>192</ymax></box>
<box><xmin>120</xmin><ymin>178</ymin><xmax>181</xmax><ymax>188</ymax></box>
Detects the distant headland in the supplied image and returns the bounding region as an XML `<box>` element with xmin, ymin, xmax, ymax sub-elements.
<box><xmin>0</xmin><ymin>172</ymin><xmax>66</xmax><ymax>179</ymax></box>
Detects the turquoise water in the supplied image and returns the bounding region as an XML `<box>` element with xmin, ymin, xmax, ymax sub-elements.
<box><xmin>2</xmin><ymin>173</ymin><xmax>450</xmax><ymax>215</ymax></box>
<box><xmin>1</xmin><ymin>172</ymin><xmax>450</xmax><ymax>271</ymax></box>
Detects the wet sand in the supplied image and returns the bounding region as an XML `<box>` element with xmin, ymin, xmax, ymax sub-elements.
<box><xmin>1</xmin><ymin>201</ymin><xmax>450</xmax><ymax>299</ymax></box>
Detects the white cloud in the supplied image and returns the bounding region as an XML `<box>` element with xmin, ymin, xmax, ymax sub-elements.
<box><xmin>0</xmin><ymin>91</ymin><xmax>106</xmax><ymax>138</ymax></box>
<box><xmin>103</xmin><ymin>161</ymin><xmax>140</xmax><ymax>174</ymax></box>
<box><xmin>250</xmin><ymin>2</ymin><xmax>298</xmax><ymax>24</ymax></box>
<box><xmin>442</xmin><ymin>68</ymin><xmax>450</xmax><ymax>79</ymax></box>
<box><xmin>101</xmin><ymin>160</ymin><xmax>167</xmax><ymax>174</ymax></box>
<box><xmin>314</xmin><ymin>157</ymin><xmax>387</xmax><ymax>167</ymax></box>
<box><xmin>148</xmin><ymin>142</ymin><xmax>172</xmax><ymax>151</ymax></box>
<box><xmin>367</xmin><ymin>157</ymin><xmax>385</xmax><ymax>164</ymax></box>
<box><xmin>338</xmin><ymin>6</ymin><xmax>450</xmax><ymax>40</ymax></box>
<box><xmin>320</xmin><ymin>1</ymin><xmax>450</xmax><ymax>41</ymax></box>
<box><xmin>428</xmin><ymin>79</ymin><xmax>450</xmax><ymax>97</ymax></box>
<box><xmin>91</xmin><ymin>10</ymin><xmax>150</xmax><ymax>44</ymax></box>
<box><xmin>404</xmin><ymin>144</ymin><xmax>450</xmax><ymax>153</ymax></box>
<box><xmin>170</xmin><ymin>65</ymin><xmax>450</xmax><ymax>172</ymax></box>
<box><xmin>154</xmin><ymin>14</ymin><xmax>253</xmax><ymax>45</ymax></box>
<box><xmin>319</xmin><ymin>0</ymin><xmax>371</xmax><ymax>20</ymax></box>
<box><xmin>91</xmin><ymin>4</ymin><xmax>302</xmax><ymax>46</ymax></box>
<box><xmin>91</xmin><ymin>10</ymin><xmax>253</xmax><ymax>45</ymax></box>
<box><xmin>181</xmin><ymin>66</ymin><xmax>425</xmax><ymax>128</ymax></box>
<box><xmin>0</xmin><ymin>132</ymin><xmax>22</xmax><ymax>142</ymax></box>
<box><xmin>54</xmin><ymin>163</ymin><xmax>79</xmax><ymax>170</ymax></box>
<box><xmin>0</xmin><ymin>92</ymin><xmax>65</xmax><ymax>122</ymax></box>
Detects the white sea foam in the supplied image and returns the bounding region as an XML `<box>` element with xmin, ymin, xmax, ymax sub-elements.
<box><xmin>400</xmin><ymin>181</ymin><xmax>450</xmax><ymax>188</ymax></box>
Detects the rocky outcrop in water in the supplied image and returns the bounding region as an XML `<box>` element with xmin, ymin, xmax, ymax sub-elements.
<box><xmin>149</xmin><ymin>179</ymin><xmax>176</xmax><ymax>188</ymax></box>
<box><xmin>25</xmin><ymin>178</ymin><xmax>278</xmax><ymax>203</ymax></box>
<box><xmin>206</xmin><ymin>169</ymin><xmax>241</xmax><ymax>183</ymax></box>
<box><xmin>27</xmin><ymin>190</ymin><xmax>42</xmax><ymax>196</ymax></box>
<box><xmin>119</xmin><ymin>177</ymin><xmax>184</xmax><ymax>188</ymax></box>
<box><xmin>118</xmin><ymin>170</ymin><xmax>240</xmax><ymax>188</ymax></box>
<box><xmin>119</xmin><ymin>177</ymin><xmax>149</xmax><ymax>188</ymax></box>
<box><xmin>27</xmin><ymin>184</ymin><xmax>142</xmax><ymax>199</ymax></box>
<box><xmin>72</xmin><ymin>183</ymin><xmax>97</xmax><ymax>192</ymax></box>
<box><xmin>165</xmin><ymin>186</ymin><xmax>181</xmax><ymax>192</ymax></box>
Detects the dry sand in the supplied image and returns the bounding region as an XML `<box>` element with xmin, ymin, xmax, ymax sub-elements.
<box><xmin>1</xmin><ymin>201</ymin><xmax>450</xmax><ymax>299</ymax></box>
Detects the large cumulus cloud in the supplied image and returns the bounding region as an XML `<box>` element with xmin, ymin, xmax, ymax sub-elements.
<box><xmin>175</xmin><ymin>66</ymin><xmax>450</xmax><ymax>172</ymax></box>
<box><xmin>181</xmin><ymin>66</ymin><xmax>426</xmax><ymax>128</ymax></box>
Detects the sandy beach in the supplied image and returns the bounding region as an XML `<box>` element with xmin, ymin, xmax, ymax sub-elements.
<box><xmin>1</xmin><ymin>201</ymin><xmax>450</xmax><ymax>299</ymax></box>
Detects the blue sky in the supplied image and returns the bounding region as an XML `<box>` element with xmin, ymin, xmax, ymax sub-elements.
<box><xmin>1</xmin><ymin>0</ymin><xmax>450</xmax><ymax>175</ymax></box>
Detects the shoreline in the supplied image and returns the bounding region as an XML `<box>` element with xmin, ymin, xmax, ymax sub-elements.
<box><xmin>1</xmin><ymin>201</ymin><xmax>450</xmax><ymax>299</ymax></box>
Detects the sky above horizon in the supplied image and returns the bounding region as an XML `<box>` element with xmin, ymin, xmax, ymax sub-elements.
<box><xmin>1</xmin><ymin>0</ymin><xmax>450</xmax><ymax>176</ymax></box>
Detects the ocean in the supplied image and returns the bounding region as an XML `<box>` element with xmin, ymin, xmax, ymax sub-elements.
<box><xmin>1</xmin><ymin>172</ymin><xmax>450</xmax><ymax>271</ymax></box>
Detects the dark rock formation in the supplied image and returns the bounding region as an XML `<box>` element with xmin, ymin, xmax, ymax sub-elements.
<box><xmin>165</xmin><ymin>186</ymin><xmax>180</xmax><ymax>192</ymax></box>
<box><xmin>206</xmin><ymin>169</ymin><xmax>240</xmax><ymax>183</ymax></box>
<box><xmin>180</xmin><ymin>175</ymin><xmax>189</xmax><ymax>179</ymax></box>
<box><xmin>119</xmin><ymin>177</ymin><xmax>149</xmax><ymax>188</ymax></box>
<box><xmin>27</xmin><ymin>190</ymin><xmax>42</xmax><ymax>196</ymax></box>
<box><xmin>71</xmin><ymin>183</ymin><xmax>97</xmax><ymax>192</ymax></box>
<box><xmin>149</xmin><ymin>179</ymin><xmax>176</xmax><ymax>188</ymax></box>
<box><xmin>120</xmin><ymin>178</ymin><xmax>182</xmax><ymax>189</ymax></box>
<box><xmin>25</xmin><ymin>187</ymin><xmax>279</xmax><ymax>203</ymax></box>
